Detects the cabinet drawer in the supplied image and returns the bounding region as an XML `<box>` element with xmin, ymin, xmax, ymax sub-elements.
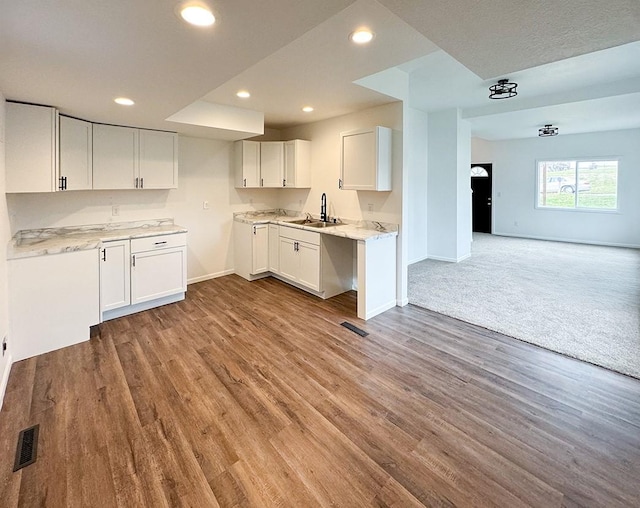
<box><xmin>131</xmin><ymin>232</ymin><xmax>186</xmax><ymax>253</ymax></box>
<box><xmin>279</xmin><ymin>226</ymin><xmax>320</xmax><ymax>246</ymax></box>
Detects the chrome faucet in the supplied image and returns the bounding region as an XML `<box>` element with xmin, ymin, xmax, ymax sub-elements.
<box><xmin>320</xmin><ymin>193</ymin><xmax>327</xmax><ymax>222</ymax></box>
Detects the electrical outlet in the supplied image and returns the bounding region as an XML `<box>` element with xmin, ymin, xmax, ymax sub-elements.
<box><xmin>203</xmin><ymin>200</ymin><xmax>210</xmax><ymax>210</ymax></box>
<box><xmin>112</xmin><ymin>205</ymin><xmax>120</xmax><ymax>216</ymax></box>
<box><xmin>2</xmin><ymin>336</ymin><xmax>7</xmax><ymax>357</ymax></box>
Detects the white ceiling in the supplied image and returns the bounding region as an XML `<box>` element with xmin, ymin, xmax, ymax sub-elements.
<box><xmin>1</xmin><ymin>0</ymin><xmax>640</xmax><ymax>141</ymax></box>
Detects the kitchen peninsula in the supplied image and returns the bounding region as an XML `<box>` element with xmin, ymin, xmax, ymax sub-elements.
<box><xmin>234</xmin><ymin>210</ymin><xmax>398</xmax><ymax>320</ymax></box>
<box><xmin>7</xmin><ymin>219</ymin><xmax>187</xmax><ymax>361</ymax></box>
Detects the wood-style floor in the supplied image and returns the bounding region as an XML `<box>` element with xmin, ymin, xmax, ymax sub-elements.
<box><xmin>1</xmin><ymin>275</ymin><xmax>639</xmax><ymax>507</ymax></box>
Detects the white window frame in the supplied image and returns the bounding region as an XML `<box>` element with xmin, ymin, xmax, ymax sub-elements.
<box><xmin>535</xmin><ymin>157</ymin><xmax>620</xmax><ymax>212</ymax></box>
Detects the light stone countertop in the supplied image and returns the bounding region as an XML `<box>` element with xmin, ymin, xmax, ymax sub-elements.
<box><xmin>8</xmin><ymin>219</ymin><xmax>188</xmax><ymax>260</ymax></box>
<box><xmin>234</xmin><ymin>209</ymin><xmax>398</xmax><ymax>242</ymax></box>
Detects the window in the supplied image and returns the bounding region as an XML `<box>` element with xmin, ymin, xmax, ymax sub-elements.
<box><xmin>537</xmin><ymin>159</ymin><xmax>618</xmax><ymax>210</ymax></box>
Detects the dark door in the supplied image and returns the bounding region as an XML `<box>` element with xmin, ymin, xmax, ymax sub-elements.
<box><xmin>471</xmin><ymin>163</ymin><xmax>492</xmax><ymax>233</ymax></box>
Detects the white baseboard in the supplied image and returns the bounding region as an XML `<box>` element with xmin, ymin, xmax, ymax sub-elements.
<box><xmin>427</xmin><ymin>253</ymin><xmax>471</xmax><ymax>263</ymax></box>
<box><xmin>493</xmin><ymin>231</ymin><xmax>640</xmax><ymax>249</ymax></box>
<box><xmin>408</xmin><ymin>255</ymin><xmax>429</xmax><ymax>265</ymax></box>
<box><xmin>0</xmin><ymin>354</ymin><xmax>13</xmax><ymax>413</ymax></box>
<box><xmin>102</xmin><ymin>293</ymin><xmax>185</xmax><ymax>321</ymax></box>
<box><xmin>188</xmin><ymin>269</ymin><xmax>235</xmax><ymax>285</ymax></box>
<box><xmin>365</xmin><ymin>300</ymin><xmax>397</xmax><ymax>320</ymax></box>
<box><xmin>397</xmin><ymin>297</ymin><xmax>409</xmax><ymax>307</ymax></box>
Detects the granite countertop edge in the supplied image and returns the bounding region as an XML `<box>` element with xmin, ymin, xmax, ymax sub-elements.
<box><xmin>233</xmin><ymin>210</ymin><xmax>398</xmax><ymax>242</ymax></box>
<box><xmin>8</xmin><ymin>220</ymin><xmax>188</xmax><ymax>260</ymax></box>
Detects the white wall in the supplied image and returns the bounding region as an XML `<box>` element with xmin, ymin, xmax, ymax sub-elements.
<box><xmin>0</xmin><ymin>93</ymin><xmax>12</xmax><ymax>408</ymax></box>
<box><xmin>427</xmin><ymin>109</ymin><xmax>472</xmax><ymax>261</ymax></box>
<box><xmin>475</xmin><ymin>128</ymin><xmax>640</xmax><ymax>247</ymax></box>
<box><xmin>406</xmin><ymin>106</ymin><xmax>429</xmax><ymax>264</ymax></box>
<box><xmin>7</xmin><ymin>136</ymin><xmax>283</xmax><ymax>283</ymax></box>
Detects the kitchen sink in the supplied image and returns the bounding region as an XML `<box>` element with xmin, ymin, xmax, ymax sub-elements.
<box><xmin>305</xmin><ymin>221</ymin><xmax>338</xmax><ymax>228</ymax></box>
<box><xmin>285</xmin><ymin>218</ymin><xmax>317</xmax><ymax>225</ymax></box>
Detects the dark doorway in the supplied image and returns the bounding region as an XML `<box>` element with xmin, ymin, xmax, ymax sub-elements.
<box><xmin>471</xmin><ymin>163</ymin><xmax>492</xmax><ymax>233</ymax></box>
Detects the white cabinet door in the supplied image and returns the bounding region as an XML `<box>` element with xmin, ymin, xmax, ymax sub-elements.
<box><xmin>260</xmin><ymin>142</ymin><xmax>284</xmax><ymax>187</ymax></box>
<box><xmin>278</xmin><ymin>237</ymin><xmax>298</xmax><ymax>281</ymax></box>
<box><xmin>252</xmin><ymin>224</ymin><xmax>269</xmax><ymax>274</ymax></box>
<box><xmin>235</xmin><ymin>140</ymin><xmax>260</xmax><ymax>188</ymax></box>
<box><xmin>284</xmin><ymin>140</ymin><xmax>311</xmax><ymax>188</ymax></box>
<box><xmin>268</xmin><ymin>224</ymin><xmax>279</xmax><ymax>274</ymax></box>
<box><xmin>6</xmin><ymin>102</ymin><xmax>58</xmax><ymax>193</ymax></box>
<box><xmin>59</xmin><ymin>115</ymin><xmax>93</xmax><ymax>191</ymax></box>
<box><xmin>138</xmin><ymin>129</ymin><xmax>178</xmax><ymax>189</ymax></box>
<box><xmin>340</xmin><ymin>126</ymin><xmax>392</xmax><ymax>191</ymax></box>
<box><xmin>297</xmin><ymin>241</ymin><xmax>320</xmax><ymax>291</ymax></box>
<box><xmin>131</xmin><ymin>246</ymin><xmax>187</xmax><ymax>305</ymax></box>
<box><xmin>93</xmin><ymin>124</ymin><xmax>138</xmax><ymax>189</ymax></box>
<box><xmin>100</xmin><ymin>240</ymin><xmax>131</xmax><ymax>312</ymax></box>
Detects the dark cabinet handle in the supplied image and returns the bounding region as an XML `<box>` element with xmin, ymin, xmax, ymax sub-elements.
<box><xmin>154</xmin><ymin>241</ymin><xmax>167</xmax><ymax>246</ymax></box>
<box><xmin>243</xmin><ymin>178</ymin><xmax>246</xmax><ymax>187</ymax></box>
<box><xmin>141</xmin><ymin>177</ymin><xmax>144</xmax><ymax>189</ymax></box>
<box><xmin>338</xmin><ymin>179</ymin><xmax>343</xmax><ymax>189</ymax></box>
<box><xmin>102</xmin><ymin>248</ymin><xmax>107</xmax><ymax>261</ymax></box>
<box><xmin>253</xmin><ymin>226</ymin><xmax>256</xmax><ymax>235</ymax></box>
<box><xmin>261</xmin><ymin>178</ymin><xmax>264</xmax><ymax>187</ymax></box>
<box><xmin>132</xmin><ymin>254</ymin><xmax>136</xmax><ymax>267</ymax></box>
<box><xmin>283</xmin><ymin>179</ymin><xmax>286</xmax><ymax>187</ymax></box>
<box><xmin>135</xmin><ymin>177</ymin><xmax>138</xmax><ymax>188</ymax></box>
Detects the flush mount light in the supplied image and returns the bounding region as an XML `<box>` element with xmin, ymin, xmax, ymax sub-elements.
<box><xmin>236</xmin><ymin>90</ymin><xmax>250</xmax><ymax>98</ymax></box>
<box><xmin>489</xmin><ymin>78</ymin><xmax>518</xmax><ymax>99</ymax></box>
<box><xmin>538</xmin><ymin>124</ymin><xmax>558</xmax><ymax>137</ymax></box>
<box><xmin>302</xmin><ymin>106</ymin><xmax>314</xmax><ymax>113</ymax></box>
<box><xmin>350</xmin><ymin>29</ymin><xmax>374</xmax><ymax>44</ymax></box>
<box><xmin>114</xmin><ymin>97</ymin><xmax>135</xmax><ymax>106</ymax></box>
<box><xmin>180</xmin><ymin>4</ymin><xmax>215</xmax><ymax>26</ymax></box>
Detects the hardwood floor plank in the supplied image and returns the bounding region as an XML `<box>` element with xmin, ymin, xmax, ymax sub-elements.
<box><xmin>1</xmin><ymin>275</ymin><xmax>639</xmax><ymax>507</ymax></box>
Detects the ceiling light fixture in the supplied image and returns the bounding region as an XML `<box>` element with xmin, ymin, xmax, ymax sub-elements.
<box><xmin>236</xmin><ymin>90</ymin><xmax>250</xmax><ymax>98</ymax></box>
<box><xmin>350</xmin><ymin>29</ymin><xmax>374</xmax><ymax>44</ymax></box>
<box><xmin>538</xmin><ymin>124</ymin><xmax>558</xmax><ymax>137</ymax></box>
<box><xmin>114</xmin><ymin>97</ymin><xmax>135</xmax><ymax>106</ymax></box>
<box><xmin>180</xmin><ymin>4</ymin><xmax>215</xmax><ymax>26</ymax></box>
<box><xmin>489</xmin><ymin>78</ymin><xmax>518</xmax><ymax>99</ymax></box>
<box><xmin>302</xmin><ymin>106</ymin><xmax>314</xmax><ymax>113</ymax></box>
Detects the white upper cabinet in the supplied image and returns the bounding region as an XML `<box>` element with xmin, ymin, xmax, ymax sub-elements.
<box><xmin>6</xmin><ymin>102</ymin><xmax>58</xmax><ymax>193</ymax></box>
<box><xmin>235</xmin><ymin>140</ymin><xmax>261</xmax><ymax>188</ymax></box>
<box><xmin>92</xmin><ymin>124</ymin><xmax>139</xmax><ymax>190</ymax></box>
<box><xmin>59</xmin><ymin>115</ymin><xmax>93</xmax><ymax>191</ymax></box>
<box><xmin>340</xmin><ymin>126</ymin><xmax>392</xmax><ymax>191</ymax></box>
<box><xmin>260</xmin><ymin>141</ymin><xmax>284</xmax><ymax>187</ymax></box>
<box><xmin>235</xmin><ymin>139</ymin><xmax>311</xmax><ymax>189</ymax></box>
<box><xmin>138</xmin><ymin>129</ymin><xmax>178</xmax><ymax>189</ymax></box>
<box><xmin>284</xmin><ymin>139</ymin><xmax>311</xmax><ymax>188</ymax></box>
<box><xmin>93</xmin><ymin>125</ymin><xmax>178</xmax><ymax>190</ymax></box>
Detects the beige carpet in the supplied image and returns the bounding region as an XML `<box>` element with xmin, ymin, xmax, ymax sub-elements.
<box><xmin>408</xmin><ymin>234</ymin><xmax>640</xmax><ymax>379</ymax></box>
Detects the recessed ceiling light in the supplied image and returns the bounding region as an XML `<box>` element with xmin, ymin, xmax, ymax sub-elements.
<box><xmin>236</xmin><ymin>90</ymin><xmax>251</xmax><ymax>98</ymax></box>
<box><xmin>302</xmin><ymin>106</ymin><xmax>314</xmax><ymax>113</ymax></box>
<box><xmin>114</xmin><ymin>97</ymin><xmax>135</xmax><ymax>106</ymax></box>
<box><xmin>350</xmin><ymin>29</ymin><xmax>374</xmax><ymax>44</ymax></box>
<box><xmin>180</xmin><ymin>5</ymin><xmax>215</xmax><ymax>26</ymax></box>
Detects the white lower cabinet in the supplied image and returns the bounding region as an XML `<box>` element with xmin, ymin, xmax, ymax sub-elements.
<box><xmin>132</xmin><ymin>244</ymin><xmax>187</xmax><ymax>305</ymax></box>
<box><xmin>100</xmin><ymin>240</ymin><xmax>131</xmax><ymax>312</ymax></box>
<box><xmin>234</xmin><ymin>221</ymin><xmax>270</xmax><ymax>280</ymax></box>
<box><xmin>101</xmin><ymin>233</ymin><xmax>187</xmax><ymax>320</ymax></box>
<box><xmin>278</xmin><ymin>227</ymin><xmax>321</xmax><ymax>292</ymax></box>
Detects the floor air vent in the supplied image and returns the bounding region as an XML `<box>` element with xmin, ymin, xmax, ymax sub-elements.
<box><xmin>341</xmin><ymin>322</ymin><xmax>369</xmax><ymax>337</ymax></box>
<box><xmin>13</xmin><ymin>424</ymin><xmax>39</xmax><ymax>472</ymax></box>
